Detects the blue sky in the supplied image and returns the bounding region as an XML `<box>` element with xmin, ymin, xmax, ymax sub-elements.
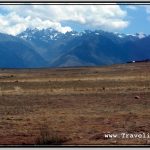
<box><xmin>0</xmin><ymin>5</ymin><xmax>150</xmax><ymax>35</ymax></box>
<box><xmin>120</xmin><ymin>5</ymin><xmax>150</xmax><ymax>34</ymax></box>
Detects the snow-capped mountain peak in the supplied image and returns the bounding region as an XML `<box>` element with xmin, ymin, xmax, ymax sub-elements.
<box><xmin>135</xmin><ymin>32</ymin><xmax>147</xmax><ymax>39</ymax></box>
<box><xmin>17</xmin><ymin>28</ymin><xmax>62</xmax><ymax>41</ymax></box>
<box><xmin>18</xmin><ymin>28</ymin><xmax>149</xmax><ymax>43</ymax></box>
<box><xmin>1</xmin><ymin>28</ymin><xmax>150</xmax><ymax>68</ymax></box>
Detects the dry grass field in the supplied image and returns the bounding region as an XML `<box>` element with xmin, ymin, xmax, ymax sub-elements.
<box><xmin>0</xmin><ymin>62</ymin><xmax>150</xmax><ymax>146</ymax></box>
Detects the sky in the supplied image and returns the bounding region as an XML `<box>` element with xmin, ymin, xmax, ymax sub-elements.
<box><xmin>0</xmin><ymin>4</ymin><xmax>150</xmax><ymax>35</ymax></box>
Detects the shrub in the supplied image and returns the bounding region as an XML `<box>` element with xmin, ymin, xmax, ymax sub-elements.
<box><xmin>35</xmin><ymin>124</ymin><xmax>68</xmax><ymax>145</ymax></box>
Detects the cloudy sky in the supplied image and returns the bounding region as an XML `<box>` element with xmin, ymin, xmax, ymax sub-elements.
<box><xmin>0</xmin><ymin>4</ymin><xmax>150</xmax><ymax>35</ymax></box>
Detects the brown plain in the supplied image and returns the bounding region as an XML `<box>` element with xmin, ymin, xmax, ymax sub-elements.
<box><xmin>0</xmin><ymin>62</ymin><xmax>150</xmax><ymax>146</ymax></box>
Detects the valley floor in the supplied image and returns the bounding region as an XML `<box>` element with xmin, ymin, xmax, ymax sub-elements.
<box><xmin>0</xmin><ymin>62</ymin><xmax>150</xmax><ymax>146</ymax></box>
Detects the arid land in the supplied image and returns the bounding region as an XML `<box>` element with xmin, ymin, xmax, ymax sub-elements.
<box><xmin>0</xmin><ymin>62</ymin><xmax>150</xmax><ymax>146</ymax></box>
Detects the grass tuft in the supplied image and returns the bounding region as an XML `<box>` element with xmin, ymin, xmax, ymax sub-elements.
<box><xmin>35</xmin><ymin>124</ymin><xmax>68</xmax><ymax>145</ymax></box>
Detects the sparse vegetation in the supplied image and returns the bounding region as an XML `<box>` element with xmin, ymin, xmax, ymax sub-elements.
<box><xmin>35</xmin><ymin>124</ymin><xmax>68</xmax><ymax>145</ymax></box>
<box><xmin>0</xmin><ymin>62</ymin><xmax>149</xmax><ymax>145</ymax></box>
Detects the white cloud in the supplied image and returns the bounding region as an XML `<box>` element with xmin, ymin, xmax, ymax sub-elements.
<box><xmin>0</xmin><ymin>11</ymin><xmax>72</xmax><ymax>35</ymax></box>
<box><xmin>0</xmin><ymin>5</ymin><xmax>129</xmax><ymax>35</ymax></box>
<box><xmin>145</xmin><ymin>6</ymin><xmax>150</xmax><ymax>14</ymax></box>
<box><xmin>127</xmin><ymin>6</ymin><xmax>137</xmax><ymax>10</ymax></box>
<box><xmin>143</xmin><ymin>6</ymin><xmax>150</xmax><ymax>22</ymax></box>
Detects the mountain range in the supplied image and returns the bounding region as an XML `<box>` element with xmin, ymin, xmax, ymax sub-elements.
<box><xmin>0</xmin><ymin>28</ymin><xmax>150</xmax><ymax>68</ymax></box>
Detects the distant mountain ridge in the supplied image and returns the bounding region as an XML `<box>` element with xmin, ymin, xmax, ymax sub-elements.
<box><xmin>0</xmin><ymin>28</ymin><xmax>149</xmax><ymax>68</ymax></box>
<box><xmin>0</xmin><ymin>32</ymin><xmax>47</xmax><ymax>68</ymax></box>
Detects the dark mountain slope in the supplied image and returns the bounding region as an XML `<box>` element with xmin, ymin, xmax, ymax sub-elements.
<box><xmin>1</xmin><ymin>28</ymin><xmax>149</xmax><ymax>68</ymax></box>
<box><xmin>0</xmin><ymin>33</ymin><xmax>47</xmax><ymax>68</ymax></box>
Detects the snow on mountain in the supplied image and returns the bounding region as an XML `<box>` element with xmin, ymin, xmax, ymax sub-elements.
<box><xmin>135</xmin><ymin>33</ymin><xmax>147</xmax><ymax>39</ymax></box>
<box><xmin>18</xmin><ymin>28</ymin><xmax>62</xmax><ymax>42</ymax></box>
<box><xmin>0</xmin><ymin>27</ymin><xmax>147</xmax><ymax>68</ymax></box>
<box><xmin>18</xmin><ymin>28</ymin><xmax>148</xmax><ymax>43</ymax></box>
